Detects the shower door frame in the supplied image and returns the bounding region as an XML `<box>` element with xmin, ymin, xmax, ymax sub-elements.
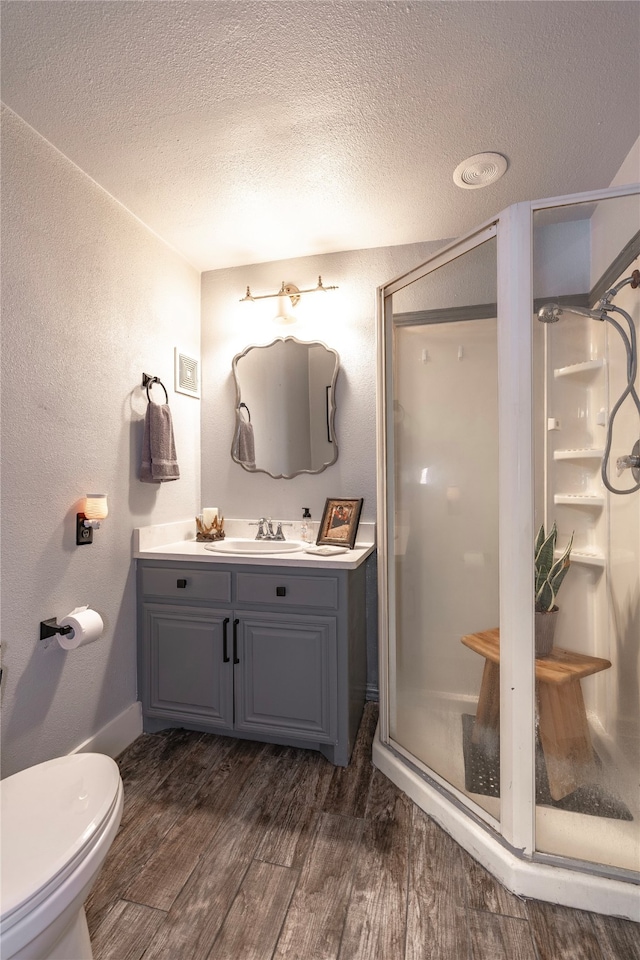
<box><xmin>375</xmin><ymin>183</ymin><xmax>640</xmax><ymax>917</ymax></box>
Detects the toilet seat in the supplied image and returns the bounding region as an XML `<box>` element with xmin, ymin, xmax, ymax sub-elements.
<box><xmin>0</xmin><ymin>753</ymin><xmax>121</xmax><ymax>931</ymax></box>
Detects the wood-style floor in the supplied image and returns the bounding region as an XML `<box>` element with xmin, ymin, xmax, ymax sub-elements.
<box><xmin>87</xmin><ymin>704</ymin><xmax>639</xmax><ymax>960</ymax></box>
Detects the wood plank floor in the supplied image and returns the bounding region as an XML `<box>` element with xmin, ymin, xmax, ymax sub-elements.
<box><xmin>88</xmin><ymin>704</ymin><xmax>639</xmax><ymax>960</ymax></box>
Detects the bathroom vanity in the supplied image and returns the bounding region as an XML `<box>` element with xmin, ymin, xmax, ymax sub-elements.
<box><xmin>135</xmin><ymin>522</ymin><xmax>374</xmax><ymax>766</ymax></box>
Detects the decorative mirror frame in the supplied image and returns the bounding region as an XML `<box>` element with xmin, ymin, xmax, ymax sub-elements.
<box><xmin>231</xmin><ymin>336</ymin><xmax>340</xmax><ymax>479</ymax></box>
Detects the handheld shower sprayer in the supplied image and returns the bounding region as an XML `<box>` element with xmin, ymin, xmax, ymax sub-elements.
<box><xmin>537</xmin><ymin>269</ymin><xmax>640</xmax><ymax>495</ymax></box>
<box><xmin>537</xmin><ymin>303</ymin><xmax>562</xmax><ymax>323</ymax></box>
<box><xmin>537</xmin><ymin>303</ymin><xmax>607</xmax><ymax>324</ymax></box>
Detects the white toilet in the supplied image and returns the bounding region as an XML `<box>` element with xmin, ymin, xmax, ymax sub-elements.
<box><xmin>0</xmin><ymin>752</ymin><xmax>123</xmax><ymax>960</ymax></box>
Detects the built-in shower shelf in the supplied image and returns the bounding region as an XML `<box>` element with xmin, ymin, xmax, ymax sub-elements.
<box><xmin>553</xmin><ymin>359</ymin><xmax>604</xmax><ymax>378</ymax></box>
<box><xmin>553</xmin><ymin>493</ymin><xmax>605</xmax><ymax>506</ymax></box>
<box><xmin>555</xmin><ymin>549</ymin><xmax>606</xmax><ymax>568</ymax></box>
<box><xmin>553</xmin><ymin>448</ymin><xmax>604</xmax><ymax>461</ymax></box>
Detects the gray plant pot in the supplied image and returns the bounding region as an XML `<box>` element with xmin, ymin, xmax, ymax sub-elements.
<box><xmin>534</xmin><ymin>606</ymin><xmax>558</xmax><ymax>658</ymax></box>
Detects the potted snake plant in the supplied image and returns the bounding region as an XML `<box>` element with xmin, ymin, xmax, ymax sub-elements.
<box><xmin>534</xmin><ymin>522</ymin><xmax>573</xmax><ymax>657</ymax></box>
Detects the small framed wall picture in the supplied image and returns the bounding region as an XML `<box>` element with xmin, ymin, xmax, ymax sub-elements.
<box><xmin>317</xmin><ymin>498</ymin><xmax>364</xmax><ymax>549</ymax></box>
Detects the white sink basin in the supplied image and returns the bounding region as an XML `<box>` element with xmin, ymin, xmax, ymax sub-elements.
<box><xmin>204</xmin><ymin>538</ymin><xmax>306</xmax><ymax>555</ymax></box>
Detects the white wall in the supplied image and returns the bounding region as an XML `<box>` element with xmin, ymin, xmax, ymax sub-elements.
<box><xmin>609</xmin><ymin>134</ymin><xmax>640</xmax><ymax>190</ymax></box>
<box><xmin>0</xmin><ymin>108</ymin><xmax>201</xmax><ymax>776</ymax></box>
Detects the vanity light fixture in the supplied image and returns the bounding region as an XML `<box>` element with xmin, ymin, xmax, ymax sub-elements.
<box><xmin>240</xmin><ymin>276</ymin><xmax>338</xmax><ymax>305</ymax></box>
<box><xmin>76</xmin><ymin>494</ymin><xmax>108</xmax><ymax>545</ymax></box>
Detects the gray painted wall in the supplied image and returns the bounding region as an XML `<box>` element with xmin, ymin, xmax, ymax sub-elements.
<box><xmin>1</xmin><ymin>108</ymin><xmax>201</xmax><ymax>776</ymax></box>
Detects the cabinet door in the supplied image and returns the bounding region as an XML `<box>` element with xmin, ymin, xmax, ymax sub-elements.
<box><xmin>142</xmin><ymin>604</ymin><xmax>233</xmax><ymax>731</ymax></box>
<box><xmin>234</xmin><ymin>612</ymin><xmax>337</xmax><ymax>744</ymax></box>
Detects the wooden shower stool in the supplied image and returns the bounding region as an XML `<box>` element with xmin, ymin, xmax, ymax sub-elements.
<box><xmin>461</xmin><ymin>628</ymin><xmax>611</xmax><ymax>801</ymax></box>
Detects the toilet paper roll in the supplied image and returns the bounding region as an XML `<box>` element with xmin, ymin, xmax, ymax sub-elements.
<box><xmin>57</xmin><ymin>606</ymin><xmax>104</xmax><ymax>650</ymax></box>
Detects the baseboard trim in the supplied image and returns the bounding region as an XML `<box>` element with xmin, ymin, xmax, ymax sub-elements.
<box><xmin>71</xmin><ymin>701</ymin><xmax>143</xmax><ymax>759</ymax></box>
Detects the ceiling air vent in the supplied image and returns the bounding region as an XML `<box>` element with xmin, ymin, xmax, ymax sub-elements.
<box><xmin>174</xmin><ymin>348</ymin><xmax>200</xmax><ymax>398</ymax></box>
<box><xmin>453</xmin><ymin>152</ymin><xmax>508</xmax><ymax>189</ymax></box>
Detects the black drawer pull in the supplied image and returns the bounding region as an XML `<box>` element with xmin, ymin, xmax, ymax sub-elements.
<box><xmin>276</xmin><ymin>586</ymin><xmax>287</xmax><ymax>597</ymax></box>
<box><xmin>222</xmin><ymin>617</ymin><xmax>230</xmax><ymax>663</ymax></box>
<box><xmin>233</xmin><ymin>619</ymin><xmax>240</xmax><ymax>664</ymax></box>
<box><xmin>176</xmin><ymin>579</ymin><xmax>187</xmax><ymax>588</ymax></box>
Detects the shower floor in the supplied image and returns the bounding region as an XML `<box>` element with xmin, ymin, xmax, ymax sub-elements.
<box><xmin>392</xmin><ymin>689</ymin><xmax>639</xmax><ymax>873</ymax></box>
<box><xmin>392</xmin><ymin>689</ymin><xmax>499</xmax><ymax>820</ymax></box>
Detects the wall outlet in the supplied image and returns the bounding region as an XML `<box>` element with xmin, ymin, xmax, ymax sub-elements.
<box><xmin>76</xmin><ymin>514</ymin><xmax>93</xmax><ymax>545</ymax></box>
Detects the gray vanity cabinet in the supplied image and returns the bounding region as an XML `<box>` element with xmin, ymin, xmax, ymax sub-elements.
<box><xmin>233</xmin><ymin>611</ymin><xmax>337</xmax><ymax>744</ymax></box>
<box><xmin>137</xmin><ymin>559</ymin><xmax>366</xmax><ymax>765</ymax></box>
<box><xmin>142</xmin><ymin>604</ymin><xmax>234</xmax><ymax>729</ymax></box>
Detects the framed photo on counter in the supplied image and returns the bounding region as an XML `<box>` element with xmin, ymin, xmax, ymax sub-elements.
<box><xmin>316</xmin><ymin>498</ymin><xmax>364</xmax><ymax>550</ymax></box>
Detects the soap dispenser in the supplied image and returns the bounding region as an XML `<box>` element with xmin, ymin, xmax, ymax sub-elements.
<box><xmin>301</xmin><ymin>507</ymin><xmax>313</xmax><ymax>543</ymax></box>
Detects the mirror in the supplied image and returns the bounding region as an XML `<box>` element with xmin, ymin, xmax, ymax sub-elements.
<box><xmin>231</xmin><ymin>337</ymin><xmax>339</xmax><ymax>479</ymax></box>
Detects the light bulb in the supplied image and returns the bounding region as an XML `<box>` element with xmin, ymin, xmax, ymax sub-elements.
<box><xmin>274</xmin><ymin>294</ymin><xmax>296</xmax><ymax>325</ymax></box>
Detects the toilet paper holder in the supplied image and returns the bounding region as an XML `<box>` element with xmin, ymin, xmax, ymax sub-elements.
<box><xmin>39</xmin><ymin>607</ymin><xmax>104</xmax><ymax>650</ymax></box>
<box><xmin>40</xmin><ymin>618</ymin><xmax>73</xmax><ymax>646</ymax></box>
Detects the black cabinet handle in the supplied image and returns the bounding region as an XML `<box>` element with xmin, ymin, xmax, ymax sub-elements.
<box><xmin>233</xmin><ymin>618</ymin><xmax>240</xmax><ymax>664</ymax></box>
<box><xmin>276</xmin><ymin>586</ymin><xmax>287</xmax><ymax>597</ymax></box>
<box><xmin>176</xmin><ymin>579</ymin><xmax>187</xmax><ymax>589</ymax></box>
<box><xmin>222</xmin><ymin>617</ymin><xmax>230</xmax><ymax>663</ymax></box>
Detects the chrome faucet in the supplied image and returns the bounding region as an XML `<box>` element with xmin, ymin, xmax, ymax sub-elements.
<box><xmin>251</xmin><ymin>517</ymin><xmax>270</xmax><ymax>540</ymax></box>
<box><xmin>250</xmin><ymin>517</ymin><xmax>292</xmax><ymax>540</ymax></box>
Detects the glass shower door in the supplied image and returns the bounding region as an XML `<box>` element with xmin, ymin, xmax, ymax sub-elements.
<box><xmin>386</xmin><ymin>232</ymin><xmax>500</xmax><ymax>818</ymax></box>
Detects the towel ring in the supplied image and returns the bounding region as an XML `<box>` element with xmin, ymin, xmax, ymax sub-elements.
<box><xmin>239</xmin><ymin>402</ymin><xmax>251</xmax><ymax>423</ymax></box>
<box><xmin>143</xmin><ymin>374</ymin><xmax>168</xmax><ymax>404</ymax></box>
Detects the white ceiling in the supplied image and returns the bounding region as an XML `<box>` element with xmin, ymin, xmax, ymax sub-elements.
<box><xmin>2</xmin><ymin>1</ymin><xmax>639</xmax><ymax>271</ymax></box>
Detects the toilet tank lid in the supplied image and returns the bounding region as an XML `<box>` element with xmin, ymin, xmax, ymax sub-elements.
<box><xmin>0</xmin><ymin>753</ymin><xmax>121</xmax><ymax>919</ymax></box>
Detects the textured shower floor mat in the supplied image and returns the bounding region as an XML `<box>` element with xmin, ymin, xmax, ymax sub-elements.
<box><xmin>461</xmin><ymin>714</ymin><xmax>633</xmax><ymax>821</ymax></box>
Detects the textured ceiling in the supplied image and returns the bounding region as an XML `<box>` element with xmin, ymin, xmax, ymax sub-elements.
<box><xmin>2</xmin><ymin>1</ymin><xmax>639</xmax><ymax>271</ymax></box>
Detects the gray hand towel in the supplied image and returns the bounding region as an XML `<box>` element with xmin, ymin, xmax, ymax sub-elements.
<box><xmin>232</xmin><ymin>418</ymin><xmax>256</xmax><ymax>469</ymax></box>
<box><xmin>141</xmin><ymin>403</ymin><xmax>180</xmax><ymax>482</ymax></box>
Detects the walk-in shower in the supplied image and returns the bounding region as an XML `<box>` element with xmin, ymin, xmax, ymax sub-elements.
<box><xmin>374</xmin><ymin>185</ymin><xmax>640</xmax><ymax>918</ymax></box>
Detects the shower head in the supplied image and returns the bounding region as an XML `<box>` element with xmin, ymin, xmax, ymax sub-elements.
<box><xmin>537</xmin><ymin>303</ymin><xmax>606</xmax><ymax>323</ymax></box>
<box><xmin>537</xmin><ymin>303</ymin><xmax>562</xmax><ymax>323</ymax></box>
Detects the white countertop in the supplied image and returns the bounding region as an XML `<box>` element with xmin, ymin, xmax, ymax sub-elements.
<box><xmin>134</xmin><ymin>519</ymin><xmax>375</xmax><ymax>570</ymax></box>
